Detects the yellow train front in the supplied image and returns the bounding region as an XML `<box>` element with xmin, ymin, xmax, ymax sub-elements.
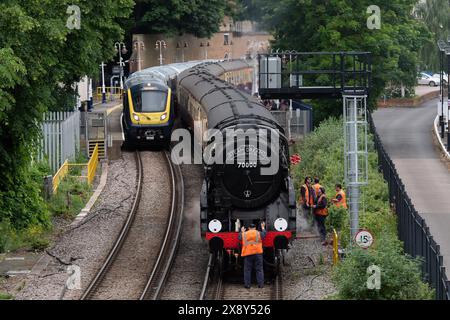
<box><xmin>122</xmin><ymin>81</ymin><xmax>174</xmax><ymax>147</ymax></box>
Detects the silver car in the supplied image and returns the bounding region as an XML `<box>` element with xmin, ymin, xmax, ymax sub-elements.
<box><xmin>432</xmin><ymin>72</ymin><xmax>448</xmax><ymax>86</ymax></box>
<box><xmin>418</xmin><ymin>72</ymin><xmax>441</xmax><ymax>87</ymax></box>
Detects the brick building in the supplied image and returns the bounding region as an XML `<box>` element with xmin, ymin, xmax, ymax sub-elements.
<box><xmin>129</xmin><ymin>17</ymin><xmax>272</xmax><ymax>72</ymax></box>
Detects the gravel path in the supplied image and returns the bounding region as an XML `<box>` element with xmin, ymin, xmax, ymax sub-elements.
<box><xmin>91</xmin><ymin>151</ymin><xmax>171</xmax><ymax>299</ymax></box>
<box><xmin>282</xmin><ymin>238</ymin><xmax>337</xmax><ymax>300</ymax></box>
<box><xmin>15</xmin><ymin>152</ymin><xmax>138</xmax><ymax>300</ymax></box>
<box><xmin>159</xmin><ymin>164</ymin><xmax>210</xmax><ymax>300</ymax></box>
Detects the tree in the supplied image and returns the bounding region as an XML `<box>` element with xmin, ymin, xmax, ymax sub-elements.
<box><xmin>415</xmin><ymin>0</ymin><xmax>450</xmax><ymax>71</ymax></box>
<box><xmin>0</xmin><ymin>0</ymin><xmax>134</xmax><ymax>230</ymax></box>
<box><xmin>130</xmin><ymin>0</ymin><xmax>231</xmax><ymax>38</ymax></box>
<box><xmin>254</xmin><ymin>0</ymin><xmax>430</xmax><ymax>124</ymax></box>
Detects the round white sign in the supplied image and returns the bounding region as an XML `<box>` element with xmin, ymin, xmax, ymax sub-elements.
<box><xmin>208</xmin><ymin>219</ymin><xmax>222</xmax><ymax>233</ymax></box>
<box><xmin>355</xmin><ymin>230</ymin><xmax>374</xmax><ymax>249</ymax></box>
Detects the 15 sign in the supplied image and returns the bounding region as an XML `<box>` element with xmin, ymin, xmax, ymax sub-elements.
<box><xmin>355</xmin><ymin>229</ymin><xmax>374</xmax><ymax>249</ymax></box>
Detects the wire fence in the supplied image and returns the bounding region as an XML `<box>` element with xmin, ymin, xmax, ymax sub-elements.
<box><xmin>38</xmin><ymin>111</ymin><xmax>81</xmax><ymax>173</ymax></box>
<box><xmin>368</xmin><ymin>112</ymin><xmax>450</xmax><ymax>300</ymax></box>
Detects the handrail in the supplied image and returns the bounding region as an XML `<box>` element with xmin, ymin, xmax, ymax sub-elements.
<box><xmin>51</xmin><ymin>144</ymin><xmax>99</xmax><ymax>193</ymax></box>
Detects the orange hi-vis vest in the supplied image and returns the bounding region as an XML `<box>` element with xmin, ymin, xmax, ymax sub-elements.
<box><xmin>241</xmin><ymin>229</ymin><xmax>263</xmax><ymax>257</ymax></box>
<box><xmin>313</xmin><ymin>183</ymin><xmax>322</xmax><ymax>199</ymax></box>
<box><xmin>301</xmin><ymin>184</ymin><xmax>314</xmax><ymax>207</ymax></box>
<box><xmin>315</xmin><ymin>195</ymin><xmax>329</xmax><ymax>216</ymax></box>
<box><xmin>335</xmin><ymin>190</ymin><xmax>348</xmax><ymax>209</ymax></box>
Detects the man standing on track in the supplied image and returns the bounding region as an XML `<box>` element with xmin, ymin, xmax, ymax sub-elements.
<box><xmin>239</xmin><ymin>222</ymin><xmax>266</xmax><ymax>289</ymax></box>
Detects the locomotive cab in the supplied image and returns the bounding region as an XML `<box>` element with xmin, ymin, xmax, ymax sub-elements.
<box><xmin>123</xmin><ymin>82</ymin><xmax>174</xmax><ymax>145</ymax></box>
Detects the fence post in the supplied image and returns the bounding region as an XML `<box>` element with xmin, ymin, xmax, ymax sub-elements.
<box><xmin>43</xmin><ymin>175</ymin><xmax>53</xmax><ymax>200</ymax></box>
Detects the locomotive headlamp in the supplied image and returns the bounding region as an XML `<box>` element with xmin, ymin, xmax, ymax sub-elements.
<box><xmin>208</xmin><ymin>219</ymin><xmax>222</xmax><ymax>233</ymax></box>
<box><xmin>274</xmin><ymin>218</ymin><xmax>288</xmax><ymax>232</ymax></box>
<box><xmin>160</xmin><ymin>113</ymin><xmax>167</xmax><ymax>120</ymax></box>
<box><xmin>133</xmin><ymin>113</ymin><xmax>140</xmax><ymax>121</ymax></box>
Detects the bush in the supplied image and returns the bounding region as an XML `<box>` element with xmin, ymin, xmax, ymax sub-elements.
<box><xmin>293</xmin><ymin>117</ymin><xmax>433</xmax><ymax>299</ymax></box>
<box><xmin>0</xmin><ymin>163</ymin><xmax>51</xmax><ymax>230</ymax></box>
<box><xmin>292</xmin><ymin>117</ymin><xmax>395</xmax><ymax>247</ymax></box>
<box><xmin>333</xmin><ymin>233</ymin><xmax>434</xmax><ymax>300</ymax></box>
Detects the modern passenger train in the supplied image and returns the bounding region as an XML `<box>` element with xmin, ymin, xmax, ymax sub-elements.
<box><xmin>122</xmin><ymin>61</ymin><xmax>202</xmax><ymax>146</ymax></box>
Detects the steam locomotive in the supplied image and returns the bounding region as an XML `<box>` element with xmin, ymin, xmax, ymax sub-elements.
<box><xmin>177</xmin><ymin>61</ymin><xmax>296</xmax><ymax>272</ymax></box>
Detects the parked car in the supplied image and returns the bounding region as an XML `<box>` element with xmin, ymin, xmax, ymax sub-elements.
<box><xmin>418</xmin><ymin>72</ymin><xmax>441</xmax><ymax>87</ymax></box>
<box><xmin>432</xmin><ymin>72</ymin><xmax>448</xmax><ymax>86</ymax></box>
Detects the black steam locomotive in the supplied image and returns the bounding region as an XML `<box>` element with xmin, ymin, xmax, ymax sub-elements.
<box><xmin>177</xmin><ymin>60</ymin><xmax>296</xmax><ymax>270</ymax></box>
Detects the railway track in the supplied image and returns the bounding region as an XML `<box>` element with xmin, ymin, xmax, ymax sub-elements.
<box><xmin>80</xmin><ymin>150</ymin><xmax>184</xmax><ymax>300</ymax></box>
<box><xmin>200</xmin><ymin>254</ymin><xmax>282</xmax><ymax>300</ymax></box>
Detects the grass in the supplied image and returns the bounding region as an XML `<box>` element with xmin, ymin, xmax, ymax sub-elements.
<box><xmin>0</xmin><ymin>292</ymin><xmax>13</xmax><ymax>300</ymax></box>
<box><xmin>47</xmin><ymin>176</ymin><xmax>92</xmax><ymax>219</ymax></box>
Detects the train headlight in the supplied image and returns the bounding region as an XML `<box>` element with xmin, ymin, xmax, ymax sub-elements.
<box><xmin>133</xmin><ymin>113</ymin><xmax>140</xmax><ymax>121</ymax></box>
<box><xmin>160</xmin><ymin>113</ymin><xmax>167</xmax><ymax>121</ymax></box>
<box><xmin>208</xmin><ymin>219</ymin><xmax>222</xmax><ymax>233</ymax></box>
<box><xmin>274</xmin><ymin>218</ymin><xmax>288</xmax><ymax>232</ymax></box>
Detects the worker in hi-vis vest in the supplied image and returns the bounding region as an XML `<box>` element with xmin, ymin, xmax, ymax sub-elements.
<box><xmin>331</xmin><ymin>183</ymin><xmax>348</xmax><ymax>209</ymax></box>
<box><xmin>313</xmin><ymin>187</ymin><xmax>329</xmax><ymax>245</ymax></box>
<box><xmin>239</xmin><ymin>222</ymin><xmax>266</xmax><ymax>289</ymax></box>
<box><xmin>300</xmin><ymin>176</ymin><xmax>316</xmax><ymax>220</ymax></box>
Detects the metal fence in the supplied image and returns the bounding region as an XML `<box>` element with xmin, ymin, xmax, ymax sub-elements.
<box><xmin>39</xmin><ymin>111</ymin><xmax>81</xmax><ymax>173</ymax></box>
<box><xmin>270</xmin><ymin>109</ymin><xmax>311</xmax><ymax>140</ymax></box>
<box><xmin>369</xmin><ymin>113</ymin><xmax>450</xmax><ymax>300</ymax></box>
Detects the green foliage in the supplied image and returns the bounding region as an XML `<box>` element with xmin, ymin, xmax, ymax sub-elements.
<box><xmin>48</xmin><ymin>177</ymin><xmax>92</xmax><ymax>219</ymax></box>
<box><xmin>294</xmin><ymin>117</ymin><xmax>432</xmax><ymax>299</ymax></box>
<box><xmin>130</xmin><ymin>0</ymin><xmax>230</xmax><ymax>38</ymax></box>
<box><xmin>0</xmin><ymin>1</ymin><xmax>133</xmax><ymax>237</ymax></box>
<box><xmin>0</xmin><ymin>292</ymin><xmax>14</xmax><ymax>300</ymax></box>
<box><xmin>254</xmin><ymin>0</ymin><xmax>430</xmax><ymax>123</ymax></box>
<box><xmin>415</xmin><ymin>0</ymin><xmax>450</xmax><ymax>71</ymax></box>
<box><xmin>333</xmin><ymin>233</ymin><xmax>434</xmax><ymax>300</ymax></box>
<box><xmin>292</xmin><ymin>117</ymin><xmax>395</xmax><ymax>247</ymax></box>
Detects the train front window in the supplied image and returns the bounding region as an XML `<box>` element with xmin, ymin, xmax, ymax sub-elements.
<box><xmin>132</xmin><ymin>90</ymin><xmax>167</xmax><ymax>113</ymax></box>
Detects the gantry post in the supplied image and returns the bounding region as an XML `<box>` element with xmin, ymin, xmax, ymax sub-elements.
<box><xmin>343</xmin><ymin>92</ymin><xmax>369</xmax><ymax>243</ymax></box>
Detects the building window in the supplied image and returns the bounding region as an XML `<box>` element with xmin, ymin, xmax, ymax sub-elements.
<box><xmin>224</xmin><ymin>34</ymin><xmax>229</xmax><ymax>45</ymax></box>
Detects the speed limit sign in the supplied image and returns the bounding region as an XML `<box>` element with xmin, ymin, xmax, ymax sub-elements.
<box><xmin>355</xmin><ymin>230</ymin><xmax>374</xmax><ymax>249</ymax></box>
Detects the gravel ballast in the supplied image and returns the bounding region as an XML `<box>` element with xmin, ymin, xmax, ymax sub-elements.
<box><xmin>15</xmin><ymin>152</ymin><xmax>138</xmax><ymax>300</ymax></box>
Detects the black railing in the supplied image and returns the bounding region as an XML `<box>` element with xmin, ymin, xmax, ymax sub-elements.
<box><xmin>368</xmin><ymin>113</ymin><xmax>450</xmax><ymax>300</ymax></box>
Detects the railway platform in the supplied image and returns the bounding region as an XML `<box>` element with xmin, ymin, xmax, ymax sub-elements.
<box><xmin>372</xmin><ymin>97</ymin><xmax>450</xmax><ymax>280</ymax></box>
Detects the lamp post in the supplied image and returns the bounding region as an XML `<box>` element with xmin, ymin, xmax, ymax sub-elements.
<box><xmin>200</xmin><ymin>41</ymin><xmax>210</xmax><ymax>60</ymax></box>
<box><xmin>100</xmin><ymin>62</ymin><xmax>106</xmax><ymax>104</ymax></box>
<box><xmin>115</xmin><ymin>42</ymin><xmax>128</xmax><ymax>90</ymax></box>
<box><xmin>155</xmin><ymin>40</ymin><xmax>167</xmax><ymax>66</ymax></box>
<box><xmin>446</xmin><ymin>37</ymin><xmax>450</xmax><ymax>151</ymax></box>
<box><xmin>176</xmin><ymin>42</ymin><xmax>188</xmax><ymax>62</ymax></box>
<box><xmin>438</xmin><ymin>40</ymin><xmax>447</xmax><ymax>139</ymax></box>
<box><xmin>133</xmin><ymin>40</ymin><xmax>145</xmax><ymax>71</ymax></box>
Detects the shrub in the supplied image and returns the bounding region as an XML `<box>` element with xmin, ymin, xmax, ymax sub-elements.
<box><xmin>333</xmin><ymin>233</ymin><xmax>434</xmax><ymax>300</ymax></box>
<box><xmin>293</xmin><ymin>116</ymin><xmax>433</xmax><ymax>299</ymax></box>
